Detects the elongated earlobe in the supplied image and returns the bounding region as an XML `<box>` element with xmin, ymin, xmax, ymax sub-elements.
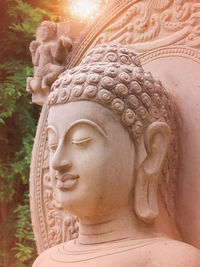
<box><xmin>134</xmin><ymin>122</ymin><xmax>171</xmax><ymax>223</ymax></box>
<box><xmin>134</xmin><ymin>166</ymin><xmax>159</xmax><ymax>223</ymax></box>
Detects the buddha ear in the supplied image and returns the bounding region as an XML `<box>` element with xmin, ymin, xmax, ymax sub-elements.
<box><xmin>134</xmin><ymin>122</ymin><xmax>171</xmax><ymax>223</ymax></box>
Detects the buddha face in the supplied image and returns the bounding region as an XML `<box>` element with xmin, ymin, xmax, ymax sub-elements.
<box><xmin>47</xmin><ymin>101</ymin><xmax>135</xmax><ymax>221</ymax></box>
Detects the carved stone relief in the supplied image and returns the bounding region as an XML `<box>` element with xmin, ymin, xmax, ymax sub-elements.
<box><xmin>68</xmin><ymin>0</ymin><xmax>200</xmax><ymax>67</ymax></box>
<box><xmin>95</xmin><ymin>0</ymin><xmax>200</xmax><ymax>51</ymax></box>
<box><xmin>26</xmin><ymin>20</ymin><xmax>89</xmax><ymax>106</ymax></box>
<box><xmin>26</xmin><ymin>21</ymin><xmax>73</xmax><ymax>106</ymax></box>
<box><xmin>29</xmin><ymin>0</ymin><xmax>200</xmax><ymax>255</ymax></box>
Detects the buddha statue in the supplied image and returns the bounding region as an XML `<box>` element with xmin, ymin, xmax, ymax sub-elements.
<box><xmin>32</xmin><ymin>43</ymin><xmax>200</xmax><ymax>266</ymax></box>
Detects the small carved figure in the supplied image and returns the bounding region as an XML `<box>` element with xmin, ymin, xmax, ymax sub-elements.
<box><xmin>32</xmin><ymin>43</ymin><xmax>200</xmax><ymax>266</ymax></box>
<box><xmin>26</xmin><ymin>21</ymin><xmax>73</xmax><ymax>105</ymax></box>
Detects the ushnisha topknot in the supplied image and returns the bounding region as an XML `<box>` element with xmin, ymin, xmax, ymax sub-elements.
<box><xmin>48</xmin><ymin>42</ymin><xmax>172</xmax><ymax>140</ymax></box>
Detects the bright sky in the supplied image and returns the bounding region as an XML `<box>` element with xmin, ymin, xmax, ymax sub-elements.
<box><xmin>68</xmin><ymin>0</ymin><xmax>103</xmax><ymax>22</ymax></box>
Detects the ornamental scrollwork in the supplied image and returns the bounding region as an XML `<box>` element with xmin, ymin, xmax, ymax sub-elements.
<box><xmin>93</xmin><ymin>0</ymin><xmax>200</xmax><ymax>52</ymax></box>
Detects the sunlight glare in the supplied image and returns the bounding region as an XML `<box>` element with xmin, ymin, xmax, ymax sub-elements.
<box><xmin>69</xmin><ymin>0</ymin><xmax>101</xmax><ymax>22</ymax></box>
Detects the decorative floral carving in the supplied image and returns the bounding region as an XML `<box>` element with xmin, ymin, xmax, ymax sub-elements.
<box><xmin>63</xmin><ymin>215</ymin><xmax>79</xmax><ymax>241</ymax></box>
<box><xmin>94</xmin><ymin>0</ymin><xmax>200</xmax><ymax>52</ymax></box>
<box><xmin>43</xmin><ymin>189</ymin><xmax>63</xmax><ymax>247</ymax></box>
<box><xmin>148</xmin><ymin>0</ymin><xmax>172</xmax><ymax>11</ymax></box>
<box><xmin>68</xmin><ymin>0</ymin><xmax>200</xmax><ymax>69</ymax></box>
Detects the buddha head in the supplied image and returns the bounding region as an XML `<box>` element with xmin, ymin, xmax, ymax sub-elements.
<box><xmin>46</xmin><ymin>43</ymin><xmax>179</xmax><ymax>225</ymax></box>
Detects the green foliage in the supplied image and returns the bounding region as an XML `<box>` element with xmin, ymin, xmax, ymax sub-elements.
<box><xmin>0</xmin><ymin>60</ymin><xmax>36</xmax><ymax>203</ymax></box>
<box><xmin>12</xmin><ymin>194</ymin><xmax>37</xmax><ymax>267</ymax></box>
<box><xmin>8</xmin><ymin>0</ymin><xmax>54</xmax><ymax>36</ymax></box>
<box><xmin>0</xmin><ymin>0</ymin><xmax>59</xmax><ymax>266</ymax></box>
<box><xmin>0</xmin><ymin>0</ymin><xmax>56</xmax><ymax>63</ymax></box>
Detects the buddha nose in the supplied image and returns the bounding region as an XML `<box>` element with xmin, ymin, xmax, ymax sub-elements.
<box><xmin>52</xmin><ymin>159</ymin><xmax>72</xmax><ymax>173</ymax></box>
<box><xmin>51</xmin><ymin>147</ymin><xmax>72</xmax><ymax>172</ymax></box>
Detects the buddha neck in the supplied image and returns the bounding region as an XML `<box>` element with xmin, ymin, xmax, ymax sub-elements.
<box><xmin>77</xmin><ymin>206</ymin><xmax>159</xmax><ymax>245</ymax></box>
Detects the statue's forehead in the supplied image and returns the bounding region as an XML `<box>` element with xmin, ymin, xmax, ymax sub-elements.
<box><xmin>48</xmin><ymin>101</ymin><xmax>120</xmax><ymax>134</ymax></box>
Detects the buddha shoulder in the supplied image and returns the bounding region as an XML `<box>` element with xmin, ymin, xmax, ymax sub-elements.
<box><xmin>32</xmin><ymin>238</ymin><xmax>200</xmax><ymax>267</ymax></box>
<box><xmin>145</xmin><ymin>239</ymin><xmax>200</xmax><ymax>267</ymax></box>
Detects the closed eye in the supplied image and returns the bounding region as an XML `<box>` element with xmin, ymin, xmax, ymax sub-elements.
<box><xmin>48</xmin><ymin>144</ymin><xmax>58</xmax><ymax>151</ymax></box>
<box><xmin>72</xmin><ymin>137</ymin><xmax>92</xmax><ymax>146</ymax></box>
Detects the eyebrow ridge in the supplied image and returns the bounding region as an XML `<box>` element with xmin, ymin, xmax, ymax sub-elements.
<box><xmin>64</xmin><ymin>119</ymin><xmax>107</xmax><ymax>138</ymax></box>
<box><xmin>46</xmin><ymin>125</ymin><xmax>58</xmax><ymax>140</ymax></box>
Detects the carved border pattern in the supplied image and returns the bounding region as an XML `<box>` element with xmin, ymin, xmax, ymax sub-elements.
<box><xmin>30</xmin><ymin>104</ymin><xmax>49</xmax><ymax>252</ymax></box>
<box><xmin>140</xmin><ymin>46</ymin><xmax>200</xmax><ymax>65</ymax></box>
